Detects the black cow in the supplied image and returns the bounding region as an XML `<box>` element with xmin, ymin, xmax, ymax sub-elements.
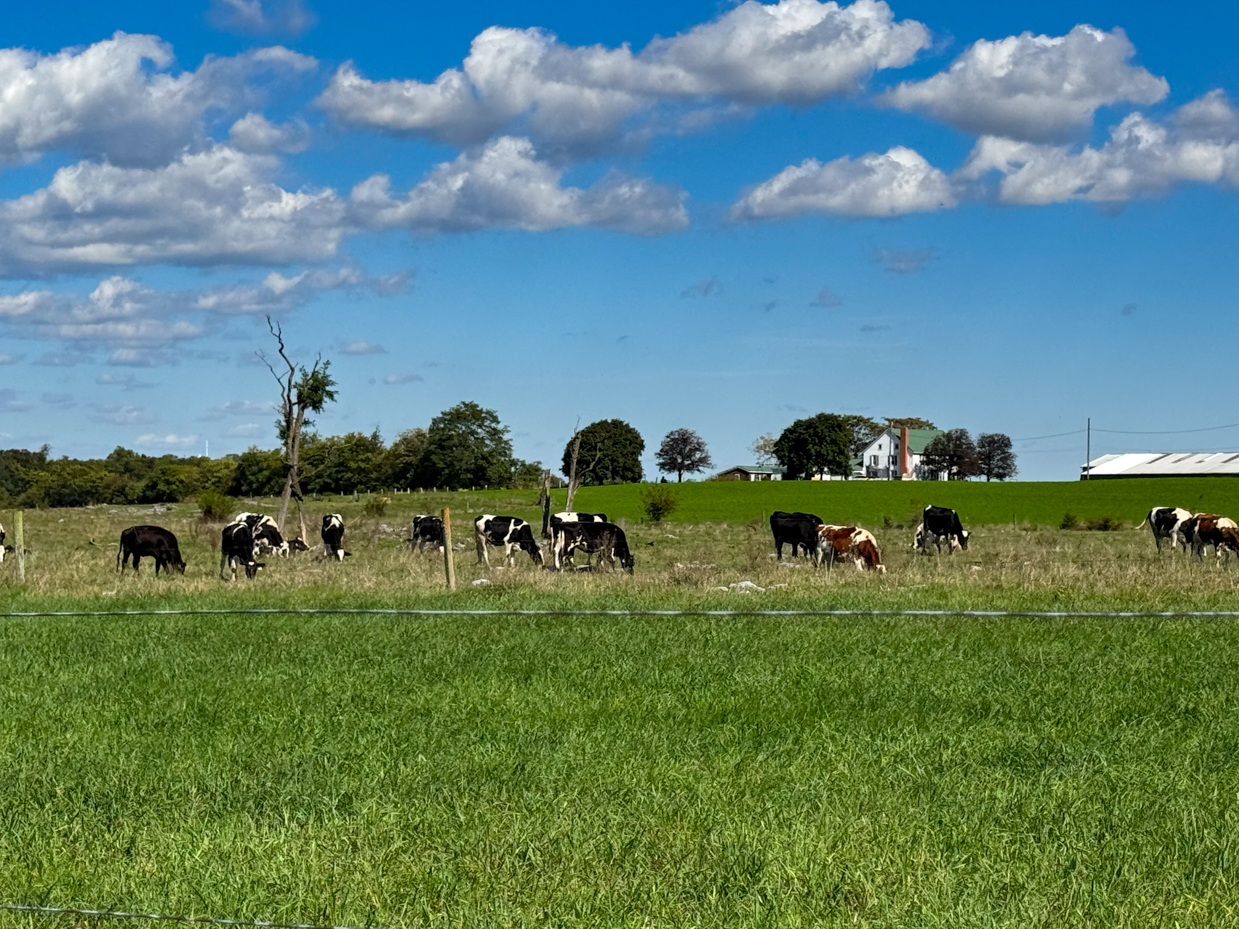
<box><xmin>117</xmin><ymin>525</ymin><xmax>186</xmax><ymax>575</ymax></box>
<box><xmin>915</xmin><ymin>505</ymin><xmax>970</xmax><ymax>554</ymax></box>
<box><xmin>552</xmin><ymin>520</ymin><xmax>634</xmax><ymax>573</ymax></box>
<box><xmin>220</xmin><ymin>521</ymin><xmax>266</xmax><ymax>580</ymax></box>
<box><xmin>770</xmin><ymin>511</ymin><xmax>823</xmax><ymax>559</ymax></box>
<box><xmin>321</xmin><ymin>513</ymin><xmax>349</xmax><ymax>560</ymax></box>
<box><xmin>234</xmin><ymin>512</ymin><xmax>289</xmax><ymax>557</ymax></box>
<box><xmin>408</xmin><ymin>514</ymin><xmax>445</xmax><ymax>553</ymax></box>
<box><xmin>1142</xmin><ymin>506</ymin><xmax>1192</xmax><ymax>552</ymax></box>
<box><xmin>475</xmin><ymin>514</ymin><xmax>544</xmax><ymax>567</ymax></box>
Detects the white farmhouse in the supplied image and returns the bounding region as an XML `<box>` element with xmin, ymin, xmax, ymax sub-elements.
<box><xmin>853</xmin><ymin>427</ymin><xmax>946</xmax><ymax>480</ymax></box>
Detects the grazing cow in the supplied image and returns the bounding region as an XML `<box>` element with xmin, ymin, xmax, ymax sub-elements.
<box><xmin>321</xmin><ymin>514</ymin><xmax>349</xmax><ymax>561</ymax></box>
<box><xmin>815</xmin><ymin>525</ymin><xmax>886</xmax><ymax>572</ymax></box>
<box><xmin>914</xmin><ymin>505</ymin><xmax>970</xmax><ymax>554</ymax></box>
<box><xmin>474</xmin><ymin>514</ymin><xmax>544</xmax><ymax>567</ymax></box>
<box><xmin>547</xmin><ymin>512</ymin><xmax>609</xmax><ymax>565</ymax></box>
<box><xmin>234</xmin><ymin>512</ymin><xmax>289</xmax><ymax>557</ymax></box>
<box><xmin>1142</xmin><ymin>506</ymin><xmax>1193</xmax><ymax>552</ymax></box>
<box><xmin>287</xmin><ymin>538</ymin><xmax>310</xmax><ymax>555</ymax></box>
<box><xmin>0</xmin><ymin>521</ymin><xmax>4</xmax><ymax>564</ymax></box>
<box><xmin>116</xmin><ymin>525</ymin><xmax>186</xmax><ymax>575</ymax></box>
<box><xmin>770</xmin><ymin>511</ymin><xmax>824</xmax><ymax>560</ymax></box>
<box><xmin>408</xmin><ymin>515</ymin><xmax>445</xmax><ymax>553</ymax></box>
<box><xmin>1181</xmin><ymin>514</ymin><xmax>1239</xmax><ymax>562</ymax></box>
<box><xmin>220</xmin><ymin>521</ymin><xmax>266</xmax><ymax>580</ymax></box>
<box><xmin>551</xmin><ymin>520</ymin><xmax>634</xmax><ymax>573</ymax></box>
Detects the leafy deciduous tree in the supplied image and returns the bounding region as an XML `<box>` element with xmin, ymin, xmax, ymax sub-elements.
<box><xmin>773</xmin><ymin>414</ymin><xmax>854</xmax><ymax>480</ymax></box>
<box><xmin>976</xmin><ymin>432</ymin><xmax>1018</xmax><ymax>482</ymax></box>
<box><xmin>560</xmin><ymin>419</ymin><xmax>644</xmax><ymax>486</ymax></box>
<box><xmin>416</xmin><ymin>401</ymin><xmax>515</xmax><ymax>490</ymax></box>
<box><xmin>921</xmin><ymin>428</ymin><xmax>981</xmax><ymax>481</ymax></box>
<box><xmin>655</xmin><ymin>428</ymin><xmax>713</xmax><ymax>482</ymax></box>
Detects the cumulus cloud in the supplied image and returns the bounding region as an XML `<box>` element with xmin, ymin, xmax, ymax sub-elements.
<box><xmin>0</xmin><ymin>266</ymin><xmax>389</xmax><ymax>366</ymax></box>
<box><xmin>883</xmin><ymin>25</ymin><xmax>1167</xmax><ymax>142</ymax></box>
<box><xmin>0</xmin><ymin>146</ymin><xmax>346</xmax><ymax>273</ymax></box>
<box><xmin>317</xmin><ymin>0</ymin><xmax>929</xmax><ymax>153</ymax></box>
<box><xmin>682</xmin><ymin>276</ymin><xmax>721</xmax><ymax>297</ymax></box>
<box><xmin>228</xmin><ymin>112</ymin><xmax>311</xmax><ymax>153</ymax></box>
<box><xmin>0</xmin><ymin>389</ymin><xmax>33</xmax><ymax>412</ymax></box>
<box><xmin>731</xmin><ymin>146</ymin><xmax>955</xmax><ymax>219</ymax></box>
<box><xmin>208</xmin><ymin>0</ymin><xmax>318</xmax><ymax>35</ymax></box>
<box><xmin>383</xmin><ymin>373</ymin><xmax>424</xmax><ymax>384</ymax></box>
<box><xmin>349</xmin><ymin>136</ymin><xmax>687</xmax><ymax>234</ymax></box>
<box><xmin>136</xmin><ymin>432</ymin><xmax>199</xmax><ymax>448</ymax></box>
<box><xmin>811</xmin><ymin>287</ymin><xmax>843</xmax><ymax>307</ymax></box>
<box><xmin>0</xmin><ymin>33</ymin><xmax>315</xmax><ymax>168</ymax></box>
<box><xmin>339</xmin><ymin>340</ymin><xmax>386</xmax><ymax>355</ymax></box>
<box><xmin>92</xmin><ymin>403</ymin><xmax>158</xmax><ymax>425</ymax></box>
<box><xmin>875</xmin><ymin>246</ymin><xmax>935</xmax><ymax>273</ymax></box>
<box><xmin>958</xmin><ymin>91</ymin><xmax>1239</xmax><ymax>204</ymax></box>
<box><xmin>226</xmin><ymin>422</ymin><xmax>263</xmax><ymax>437</ymax></box>
<box><xmin>199</xmin><ymin>399</ymin><xmax>274</xmax><ymax>421</ymax></box>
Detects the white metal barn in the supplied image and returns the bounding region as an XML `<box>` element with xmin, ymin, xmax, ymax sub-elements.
<box><xmin>1081</xmin><ymin>452</ymin><xmax>1239</xmax><ymax>479</ymax></box>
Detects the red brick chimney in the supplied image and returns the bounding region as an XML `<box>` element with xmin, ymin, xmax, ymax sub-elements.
<box><xmin>899</xmin><ymin>426</ymin><xmax>911</xmax><ymax>479</ymax></box>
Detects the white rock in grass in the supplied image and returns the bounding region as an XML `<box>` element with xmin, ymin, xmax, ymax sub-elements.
<box><xmin>729</xmin><ymin>580</ymin><xmax>765</xmax><ymax>593</ymax></box>
<box><xmin>471</xmin><ymin>578</ymin><xmax>492</xmax><ymax>587</ymax></box>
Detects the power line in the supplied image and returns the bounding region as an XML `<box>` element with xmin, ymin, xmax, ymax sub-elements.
<box><xmin>1012</xmin><ymin>429</ymin><xmax>1087</xmax><ymax>442</ymax></box>
<box><xmin>1094</xmin><ymin>421</ymin><xmax>1239</xmax><ymax>435</ymax></box>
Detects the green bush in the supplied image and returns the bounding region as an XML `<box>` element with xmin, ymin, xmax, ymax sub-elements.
<box><xmin>639</xmin><ymin>485</ymin><xmax>679</xmax><ymax>523</ymax></box>
<box><xmin>1060</xmin><ymin>511</ymin><xmax>1080</xmax><ymax>530</ymax></box>
<box><xmin>363</xmin><ymin>496</ymin><xmax>390</xmax><ymax>518</ymax></box>
<box><xmin>198</xmin><ymin>490</ymin><xmax>236</xmax><ymax>522</ymax></box>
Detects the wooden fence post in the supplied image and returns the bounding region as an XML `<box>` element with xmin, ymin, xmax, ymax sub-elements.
<box><xmin>442</xmin><ymin>507</ymin><xmax>456</xmax><ymax>591</ymax></box>
<box><xmin>14</xmin><ymin>510</ymin><xmax>24</xmax><ymax>583</ymax></box>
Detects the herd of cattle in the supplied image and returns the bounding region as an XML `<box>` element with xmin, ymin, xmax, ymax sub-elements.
<box><xmin>2</xmin><ymin>501</ymin><xmax>1234</xmax><ymax>581</ymax></box>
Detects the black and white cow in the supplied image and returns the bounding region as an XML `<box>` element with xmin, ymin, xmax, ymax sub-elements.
<box><xmin>321</xmin><ymin>513</ymin><xmax>349</xmax><ymax>560</ymax></box>
<box><xmin>547</xmin><ymin>512</ymin><xmax>609</xmax><ymax>566</ymax></box>
<box><xmin>287</xmin><ymin>538</ymin><xmax>310</xmax><ymax>555</ymax></box>
<box><xmin>769</xmin><ymin>511</ymin><xmax>823</xmax><ymax>560</ymax></box>
<box><xmin>475</xmin><ymin>514</ymin><xmax>544</xmax><ymax>567</ymax></box>
<box><xmin>117</xmin><ymin>525</ymin><xmax>186</xmax><ymax>575</ymax></box>
<box><xmin>408</xmin><ymin>515</ymin><xmax>445</xmax><ymax>553</ymax></box>
<box><xmin>1142</xmin><ymin>506</ymin><xmax>1192</xmax><ymax>552</ymax></box>
<box><xmin>914</xmin><ymin>505</ymin><xmax>970</xmax><ymax>554</ymax></box>
<box><xmin>552</xmin><ymin>520</ymin><xmax>634</xmax><ymax>573</ymax></box>
<box><xmin>234</xmin><ymin>512</ymin><xmax>289</xmax><ymax>557</ymax></box>
<box><xmin>220</xmin><ymin>521</ymin><xmax>266</xmax><ymax>580</ymax></box>
<box><xmin>0</xmin><ymin>521</ymin><xmax>5</xmax><ymax>564</ymax></box>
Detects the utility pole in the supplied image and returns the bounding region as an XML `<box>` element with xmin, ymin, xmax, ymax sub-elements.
<box><xmin>1085</xmin><ymin>417</ymin><xmax>1091</xmax><ymax>480</ymax></box>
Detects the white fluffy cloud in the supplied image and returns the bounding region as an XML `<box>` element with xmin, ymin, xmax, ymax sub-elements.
<box><xmin>959</xmin><ymin>91</ymin><xmax>1239</xmax><ymax>204</ymax></box>
<box><xmin>730</xmin><ymin>146</ymin><xmax>955</xmax><ymax>219</ymax></box>
<box><xmin>317</xmin><ymin>0</ymin><xmax>929</xmax><ymax>152</ymax></box>
<box><xmin>0</xmin><ymin>146</ymin><xmax>346</xmax><ymax>273</ymax></box>
<box><xmin>349</xmin><ymin>136</ymin><xmax>688</xmax><ymax>234</ymax></box>
<box><xmin>207</xmin><ymin>0</ymin><xmax>317</xmax><ymax>35</ymax></box>
<box><xmin>228</xmin><ymin>112</ymin><xmax>311</xmax><ymax>154</ymax></box>
<box><xmin>0</xmin><ymin>33</ymin><xmax>315</xmax><ymax>168</ymax></box>
<box><xmin>882</xmin><ymin>25</ymin><xmax>1167</xmax><ymax>141</ymax></box>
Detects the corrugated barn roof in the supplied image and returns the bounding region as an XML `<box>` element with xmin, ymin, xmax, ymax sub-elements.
<box><xmin>1083</xmin><ymin>452</ymin><xmax>1239</xmax><ymax>478</ymax></box>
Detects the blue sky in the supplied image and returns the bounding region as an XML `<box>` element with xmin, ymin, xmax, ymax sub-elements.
<box><xmin>1</xmin><ymin>0</ymin><xmax>1238</xmax><ymax>480</ymax></box>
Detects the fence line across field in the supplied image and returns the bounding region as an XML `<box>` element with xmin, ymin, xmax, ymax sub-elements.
<box><xmin>2</xmin><ymin>607</ymin><xmax>1239</xmax><ymax>619</ymax></box>
<box><xmin>0</xmin><ymin>902</ymin><xmax>393</xmax><ymax>929</ymax></box>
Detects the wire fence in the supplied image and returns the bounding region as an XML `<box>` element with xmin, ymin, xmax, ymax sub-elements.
<box><xmin>0</xmin><ymin>608</ymin><xmax>1238</xmax><ymax>619</ymax></box>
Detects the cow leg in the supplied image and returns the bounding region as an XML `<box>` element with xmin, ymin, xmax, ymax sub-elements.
<box><xmin>476</xmin><ymin>531</ymin><xmax>489</xmax><ymax>566</ymax></box>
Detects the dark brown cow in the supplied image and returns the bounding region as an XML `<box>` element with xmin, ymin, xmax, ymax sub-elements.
<box><xmin>1182</xmin><ymin>514</ymin><xmax>1239</xmax><ymax>562</ymax></box>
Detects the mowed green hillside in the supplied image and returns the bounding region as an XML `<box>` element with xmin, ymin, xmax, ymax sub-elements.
<box><xmin>571</xmin><ymin>478</ymin><xmax>1239</xmax><ymax>527</ymax></box>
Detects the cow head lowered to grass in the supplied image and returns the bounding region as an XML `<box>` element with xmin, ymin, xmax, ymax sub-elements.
<box><xmin>474</xmin><ymin>514</ymin><xmax>544</xmax><ymax>567</ymax></box>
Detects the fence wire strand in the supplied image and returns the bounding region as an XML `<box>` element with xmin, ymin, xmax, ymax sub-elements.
<box><xmin>0</xmin><ymin>607</ymin><xmax>1237</xmax><ymax>619</ymax></box>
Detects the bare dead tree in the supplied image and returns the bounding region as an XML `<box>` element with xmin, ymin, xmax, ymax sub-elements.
<box><xmin>258</xmin><ymin>316</ymin><xmax>337</xmax><ymax>535</ymax></box>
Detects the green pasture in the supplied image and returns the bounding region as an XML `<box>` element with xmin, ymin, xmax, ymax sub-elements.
<box><xmin>3</xmin><ymin>611</ymin><xmax>1239</xmax><ymax>928</ymax></box>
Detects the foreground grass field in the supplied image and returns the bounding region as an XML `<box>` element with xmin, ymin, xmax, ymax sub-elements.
<box><xmin>3</xmin><ymin>611</ymin><xmax>1239</xmax><ymax>928</ymax></box>
<box><xmin>5</xmin><ymin>485</ymin><xmax>1239</xmax><ymax>927</ymax></box>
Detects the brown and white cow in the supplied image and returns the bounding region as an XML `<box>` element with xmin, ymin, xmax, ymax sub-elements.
<box><xmin>1181</xmin><ymin>513</ymin><xmax>1239</xmax><ymax>562</ymax></box>
<box><xmin>814</xmin><ymin>525</ymin><xmax>886</xmax><ymax>572</ymax></box>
